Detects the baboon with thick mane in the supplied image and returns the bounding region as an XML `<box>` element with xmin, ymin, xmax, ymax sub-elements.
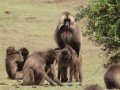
<box><xmin>58</xmin><ymin>45</ymin><xmax>82</xmax><ymax>83</ymax></box>
<box><xmin>22</xmin><ymin>49</ymin><xmax>63</xmax><ymax>86</ymax></box>
<box><xmin>5</xmin><ymin>46</ymin><xmax>24</xmax><ymax>79</ymax></box>
<box><xmin>55</xmin><ymin>11</ymin><xmax>82</xmax><ymax>56</ymax></box>
<box><xmin>104</xmin><ymin>64</ymin><xmax>120</xmax><ymax>89</ymax></box>
<box><xmin>54</xmin><ymin>12</ymin><xmax>82</xmax><ymax>82</ymax></box>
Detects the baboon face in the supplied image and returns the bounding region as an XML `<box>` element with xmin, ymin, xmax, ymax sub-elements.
<box><xmin>60</xmin><ymin>48</ymin><xmax>72</xmax><ymax>63</ymax></box>
<box><xmin>64</xmin><ymin>18</ymin><xmax>71</xmax><ymax>27</ymax></box>
<box><xmin>45</xmin><ymin>50</ymin><xmax>58</xmax><ymax>65</ymax></box>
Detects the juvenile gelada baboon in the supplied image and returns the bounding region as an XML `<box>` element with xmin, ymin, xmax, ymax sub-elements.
<box><xmin>104</xmin><ymin>64</ymin><xmax>120</xmax><ymax>89</ymax></box>
<box><xmin>84</xmin><ymin>84</ymin><xmax>103</xmax><ymax>90</ymax></box>
<box><xmin>54</xmin><ymin>11</ymin><xmax>82</xmax><ymax>82</ymax></box>
<box><xmin>58</xmin><ymin>45</ymin><xmax>82</xmax><ymax>83</ymax></box>
<box><xmin>22</xmin><ymin>49</ymin><xmax>63</xmax><ymax>86</ymax></box>
<box><xmin>5</xmin><ymin>46</ymin><xmax>24</xmax><ymax>79</ymax></box>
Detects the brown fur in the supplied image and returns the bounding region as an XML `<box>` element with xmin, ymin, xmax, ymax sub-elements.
<box><xmin>54</xmin><ymin>12</ymin><xmax>82</xmax><ymax>82</ymax></box>
<box><xmin>104</xmin><ymin>64</ymin><xmax>120</xmax><ymax>89</ymax></box>
<box><xmin>54</xmin><ymin>11</ymin><xmax>82</xmax><ymax>56</ymax></box>
<box><xmin>22</xmin><ymin>49</ymin><xmax>63</xmax><ymax>86</ymax></box>
<box><xmin>84</xmin><ymin>84</ymin><xmax>103</xmax><ymax>90</ymax></box>
<box><xmin>17</xmin><ymin>47</ymin><xmax>29</xmax><ymax>71</ymax></box>
<box><xmin>5</xmin><ymin>46</ymin><xmax>24</xmax><ymax>79</ymax></box>
<box><xmin>58</xmin><ymin>45</ymin><xmax>82</xmax><ymax>83</ymax></box>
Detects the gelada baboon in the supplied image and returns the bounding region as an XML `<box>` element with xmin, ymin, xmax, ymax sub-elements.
<box><xmin>17</xmin><ymin>47</ymin><xmax>29</xmax><ymax>71</ymax></box>
<box><xmin>54</xmin><ymin>12</ymin><xmax>82</xmax><ymax>82</ymax></box>
<box><xmin>22</xmin><ymin>49</ymin><xmax>63</xmax><ymax>86</ymax></box>
<box><xmin>58</xmin><ymin>45</ymin><xmax>82</xmax><ymax>83</ymax></box>
<box><xmin>54</xmin><ymin>11</ymin><xmax>82</xmax><ymax>56</ymax></box>
<box><xmin>104</xmin><ymin>64</ymin><xmax>120</xmax><ymax>89</ymax></box>
<box><xmin>5</xmin><ymin>46</ymin><xmax>24</xmax><ymax>79</ymax></box>
<box><xmin>84</xmin><ymin>84</ymin><xmax>103</xmax><ymax>90</ymax></box>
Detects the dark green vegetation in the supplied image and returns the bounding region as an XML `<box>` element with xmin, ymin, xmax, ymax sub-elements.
<box><xmin>76</xmin><ymin>0</ymin><xmax>120</xmax><ymax>67</ymax></box>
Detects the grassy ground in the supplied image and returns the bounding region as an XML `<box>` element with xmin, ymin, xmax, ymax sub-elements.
<box><xmin>0</xmin><ymin>0</ymin><xmax>107</xmax><ymax>90</ymax></box>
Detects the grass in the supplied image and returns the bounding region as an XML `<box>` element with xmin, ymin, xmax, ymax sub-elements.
<box><xmin>0</xmin><ymin>0</ymin><xmax>108</xmax><ymax>90</ymax></box>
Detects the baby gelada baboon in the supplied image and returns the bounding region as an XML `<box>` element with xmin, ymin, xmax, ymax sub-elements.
<box><xmin>5</xmin><ymin>46</ymin><xmax>24</xmax><ymax>79</ymax></box>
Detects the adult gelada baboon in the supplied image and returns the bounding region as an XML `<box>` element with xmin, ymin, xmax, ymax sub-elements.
<box><xmin>5</xmin><ymin>46</ymin><xmax>24</xmax><ymax>79</ymax></box>
<box><xmin>22</xmin><ymin>49</ymin><xmax>63</xmax><ymax>86</ymax></box>
<box><xmin>55</xmin><ymin>11</ymin><xmax>82</xmax><ymax>56</ymax></box>
<box><xmin>84</xmin><ymin>84</ymin><xmax>103</xmax><ymax>90</ymax></box>
<box><xmin>17</xmin><ymin>47</ymin><xmax>29</xmax><ymax>71</ymax></box>
<box><xmin>58</xmin><ymin>45</ymin><xmax>82</xmax><ymax>83</ymax></box>
<box><xmin>104</xmin><ymin>64</ymin><xmax>120</xmax><ymax>89</ymax></box>
<box><xmin>54</xmin><ymin>12</ymin><xmax>82</xmax><ymax>82</ymax></box>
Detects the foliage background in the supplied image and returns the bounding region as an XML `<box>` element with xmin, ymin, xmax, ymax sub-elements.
<box><xmin>76</xmin><ymin>0</ymin><xmax>120</xmax><ymax>67</ymax></box>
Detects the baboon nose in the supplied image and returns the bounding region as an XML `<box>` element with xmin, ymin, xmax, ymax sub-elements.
<box><xmin>65</xmin><ymin>22</ymin><xmax>69</xmax><ymax>26</ymax></box>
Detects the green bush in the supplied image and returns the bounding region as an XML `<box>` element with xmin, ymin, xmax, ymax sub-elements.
<box><xmin>76</xmin><ymin>0</ymin><xmax>120</xmax><ymax>67</ymax></box>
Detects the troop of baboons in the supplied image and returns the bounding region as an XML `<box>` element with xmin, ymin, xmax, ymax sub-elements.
<box><xmin>4</xmin><ymin>12</ymin><xmax>120</xmax><ymax>89</ymax></box>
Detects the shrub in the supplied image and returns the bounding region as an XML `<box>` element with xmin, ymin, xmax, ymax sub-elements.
<box><xmin>76</xmin><ymin>0</ymin><xmax>120</xmax><ymax>67</ymax></box>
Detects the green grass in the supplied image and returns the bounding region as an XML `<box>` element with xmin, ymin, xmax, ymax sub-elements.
<box><xmin>0</xmin><ymin>0</ymin><xmax>108</xmax><ymax>90</ymax></box>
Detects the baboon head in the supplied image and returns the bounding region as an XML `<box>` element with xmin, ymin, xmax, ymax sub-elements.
<box><xmin>20</xmin><ymin>47</ymin><xmax>29</xmax><ymax>60</ymax></box>
<box><xmin>6</xmin><ymin>46</ymin><xmax>16</xmax><ymax>56</ymax></box>
<box><xmin>64</xmin><ymin>17</ymin><xmax>71</xmax><ymax>27</ymax></box>
<box><xmin>6</xmin><ymin>46</ymin><xmax>24</xmax><ymax>63</ymax></box>
<box><xmin>45</xmin><ymin>49</ymin><xmax>58</xmax><ymax>65</ymax></box>
<box><xmin>60</xmin><ymin>45</ymin><xmax>73</xmax><ymax>63</ymax></box>
<box><xmin>59</xmin><ymin>12</ymin><xmax>75</xmax><ymax>27</ymax></box>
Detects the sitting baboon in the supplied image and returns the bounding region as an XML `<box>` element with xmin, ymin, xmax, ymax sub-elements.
<box><xmin>58</xmin><ymin>45</ymin><xmax>82</xmax><ymax>83</ymax></box>
<box><xmin>22</xmin><ymin>49</ymin><xmax>63</xmax><ymax>86</ymax></box>
<box><xmin>104</xmin><ymin>64</ymin><xmax>120</xmax><ymax>89</ymax></box>
<box><xmin>5</xmin><ymin>46</ymin><xmax>24</xmax><ymax>79</ymax></box>
<box><xmin>17</xmin><ymin>47</ymin><xmax>29</xmax><ymax>71</ymax></box>
<box><xmin>84</xmin><ymin>84</ymin><xmax>103</xmax><ymax>90</ymax></box>
<box><xmin>54</xmin><ymin>11</ymin><xmax>82</xmax><ymax>82</ymax></box>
